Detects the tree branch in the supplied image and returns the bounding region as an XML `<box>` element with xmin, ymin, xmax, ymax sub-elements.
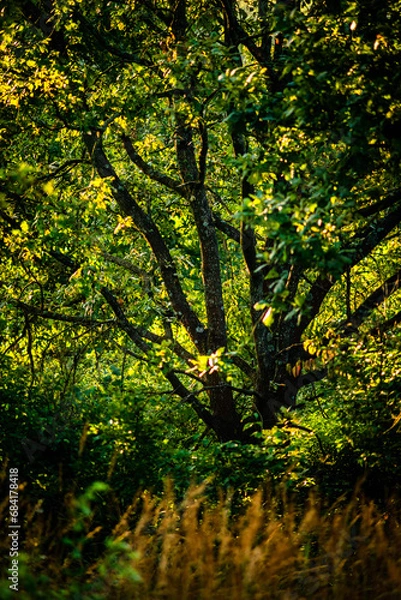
<box><xmin>48</xmin><ymin>250</ymin><xmax>79</xmax><ymax>271</ymax></box>
<box><xmin>15</xmin><ymin>300</ymin><xmax>115</xmax><ymax>327</ymax></box>
<box><xmin>122</xmin><ymin>134</ymin><xmax>187</xmax><ymax>197</ymax></box>
<box><xmin>73</xmin><ymin>8</ymin><xmax>151</xmax><ymax>66</ymax></box>
<box><xmin>100</xmin><ymin>250</ymin><xmax>152</xmax><ymax>292</ymax></box>
<box><xmin>299</xmin><ymin>202</ymin><xmax>401</xmax><ymax>335</ymax></box>
<box><xmin>39</xmin><ymin>159</ymin><xmax>89</xmax><ymax>181</ymax></box>
<box><xmin>84</xmin><ymin>129</ymin><xmax>207</xmax><ymax>351</ymax></box>
<box><xmin>344</xmin><ymin>269</ymin><xmax>401</xmax><ymax>332</ymax></box>
<box><xmin>349</xmin><ymin>204</ymin><xmax>401</xmax><ymax>266</ymax></box>
<box><xmin>136</xmin><ymin>326</ymin><xmax>194</xmax><ymax>364</ymax></box>
<box><xmin>358</xmin><ymin>188</ymin><xmax>401</xmax><ymax>218</ymax></box>
<box><xmin>212</xmin><ymin>213</ymin><xmax>241</xmax><ymax>243</ymax></box>
<box><xmin>230</xmin><ymin>354</ymin><xmax>254</xmax><ymax>378</ymax></box>
<box><xmin>100</xmin><ymin>287</ymin><xmax>151</xmax><ymax>353</ymax></box>
<box><xmin>164</xmin><ymin>371</ymin><xmax>216</xmax><ymax>430</ymax></box>
<box><xmin>220</xmin><ymin>0</ymin><xmax>271</xmax><ymax>68</ymax></box>
<box><xmin>100</xmin><ymin>286</ymin><xmax>195</xmax><ymax>363</ymax></box>
<box><xmin>102</xmin><ymin>289</ymin><xmax>216</xmax><ymax>429</ymax></box>
<box><xmin>122</xmin><ymin>137</ymin><xmax>241</xmax><ymax>246</ymax></box>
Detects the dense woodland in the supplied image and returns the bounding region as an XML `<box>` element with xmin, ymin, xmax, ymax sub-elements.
<box><xmin>1</xmin><ymin>0</ymin><xmax>401</xmax><ymax>597</ymax></box>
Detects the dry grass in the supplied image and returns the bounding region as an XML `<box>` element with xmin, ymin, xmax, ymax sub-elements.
<box><xmin>1</xmin><ymin>475</ymin><xmax>401</xmax><ymax>599</ymax></box>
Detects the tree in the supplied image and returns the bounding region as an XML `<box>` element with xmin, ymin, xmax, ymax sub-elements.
<box><xmin>1</xmin><ymin>0</ymin><xmax>401</xmax><ymax>443</ymax></box>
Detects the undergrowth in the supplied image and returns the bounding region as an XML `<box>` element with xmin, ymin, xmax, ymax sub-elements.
<box><xmin>1</xmin><ymin>466</ymin><xmax>401</xmax><ymax>599</ymax></box>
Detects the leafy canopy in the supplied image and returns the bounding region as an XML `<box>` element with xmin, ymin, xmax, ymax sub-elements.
<box><xmin>1</xmin><ymin>0</ymin><xmax>401</xmax><ymax>462</ymax></box>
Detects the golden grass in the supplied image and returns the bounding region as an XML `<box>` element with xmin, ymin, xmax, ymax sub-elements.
<box><xmin>2</xmin><ymin>475</ymin><xmax>401</xmax><ymax>599</ymax></box>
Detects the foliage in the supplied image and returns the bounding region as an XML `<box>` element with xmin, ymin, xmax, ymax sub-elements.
<box><xmin>1</xmin><ymin>0</ymin><xmax>401</xmax><ymax>448</ymax></box>
<box><xmin>0</xmin><ymin>367</ymin><xmax>180</xmax><ymax>506</ymax></box>
<box><xmin>1</xmin><ymin>13</ymin><xmax>401</xmax><ymax>595</ymax></box>
<box><xmin>299</xmin><ymin>330</ymin><xmax>401</xmax><ymax>499</ymax></box>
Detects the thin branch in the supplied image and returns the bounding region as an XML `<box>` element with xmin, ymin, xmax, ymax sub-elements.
<box><xmin>23</xmin><ymin>311</ymin><xmax>36</xmax><ymax>396</ymax></box>
<box><xmin>73</xmin><ymin>8</ymin><xmax>151</xmax><ymax>66</ymax></box>
<box><xmin>164</xmin><ymin>371</ymin><xmax>216</xmax><ymax>430</ymax></box>
<box><xmin>173</xmin><ymin>369</ymin><xmax>205</xmax><ymax>383</ymax></box>
<box><xmin>281</xmin><ymin>420</ymin><xmax>326</xmax><ymax>455</ymax></box>
<box><xmin>111</xmin><ymin>340</ymin><xmax>151</xmax><ymax>363</ymax></box>
<box><xmin>136</xmin><ymin>326</ymin><xmax>195</xmax><ymax>363</ymax></box>
<box><xmin>84</xmin><ymin>129</ymin><xmax>207</xmax><ymax>351</ymax></box>
<box><xmin>47</xmin><ymin>248</ymin><xmax>194</xmax><ymax>363</ymax></box>
<box><xmin>101</xmin><ymin>287</ymin><xmax>194</xmax><ymax>363</ymax></box>
<box><xmin>38</xmin><ymin>159</ymin><xmax>89</xmax><ymax>181</ymax></box>
<box><xmin>299</xmin><ymin>203</ymin><xmax>401</xmax><ymax>335</ymax></box>
<box><xmin>358</xmin><ymin>188</ymin><xmax>401</xmax><ymax>218</ymax></box>
<box><xmin>212</xmin><ymin>213</ymin><xmax>241</xmax><ymax>243</ymax></box>
<box><xmin>169</xmin><ymin>370</ymin><xmax>262</xmax><ymax>401</ymax></box>
<box><xmin>1</xmin><ymin>332</ymin><xmax>26</xmax><ymax>357</ymax></box>
<box><xmin>101</xmin><ymin>250</ymin><xmax>150</xmax><ymax>280</ymax></box>
<box><xmin>346</xmin><ymin>265</ymin><xmax>351</xmax><ymax>321</ymax></box>
<box><xmin>220</xmin><ymin>0</ymin><xmax>272</xmax><ymax>69</ymax></box>
<box><xmin>101</xmin><ymin>289</ymin><xmax>216</xmax><ymax>428</ymax></box>
<box><xmin>344</xmin><ymin>268</ymin><xmax>401</xmax><ymax>332</ymax></box>
<box><xmin>100</xmin><ymin>287</ymin><xmax>151</xmax><ymax>354</ymax></box>
<box><xmin>230</xmin><ymin>354</ymin><xmax>254</xmax><ymax>378</ymax></box>
<box><xmin>15</xmin><ymin>300</ymin><xmax>115</xmax><ymax>326</ymax></box>
<box><xmin>228</xmin><ymin>384</ymin><xmax>263</xmax><ymax>401</ymax></box>
<box><xmin>122</xmin><ymin>134</ymin><xmax>187</xmax><ymax>197</ymax></box>
<box><xmin>349</xmin><ymin>203</ymin><xmax>401</xmax><ymax>266</ymax></box>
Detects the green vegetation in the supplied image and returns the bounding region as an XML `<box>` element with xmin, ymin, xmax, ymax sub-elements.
<box><xmin>1</xmin><ymin>0</ymin><xmax>401</xmax><ymax>595</ymax></box>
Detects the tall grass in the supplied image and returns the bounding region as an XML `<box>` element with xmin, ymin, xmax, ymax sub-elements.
<box><xmin>1</xmin><ymin>473</ymin><xmax>401</xmax><ymax>599</ymax></box>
